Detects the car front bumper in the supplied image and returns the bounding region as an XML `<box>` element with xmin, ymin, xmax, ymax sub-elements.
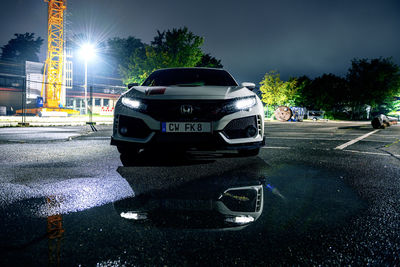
<box><xmin>111</xmin><ymin>102</ymin><xmax>265</xmax><ymax>151</ymax></box>
<box><xmin>111</xmin><ymin>133</ymin><xmax>265</xmax><ymax>151</ymax></box>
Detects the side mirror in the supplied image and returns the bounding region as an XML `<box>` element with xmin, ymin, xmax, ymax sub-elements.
<box><xmin>241</xmin><ymin>82</ymin><xmax>256</xmax><ymax>91</ymax></box>
<box><xmin>128</xmin><ymin>83</ymin><xmax>139</xmax><ymax>89</ymax></box>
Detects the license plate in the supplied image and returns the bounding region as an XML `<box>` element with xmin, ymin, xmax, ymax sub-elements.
<box><xmin>161</xmin><ymin>122</ymin><xmax>211</xmax><ymax>133</ymax></box>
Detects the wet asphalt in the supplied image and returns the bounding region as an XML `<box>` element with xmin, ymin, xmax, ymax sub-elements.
<box><xmin>0</xmin><ymin>121</ymin><xmax>399</xmax><ymax>266</ymax></box>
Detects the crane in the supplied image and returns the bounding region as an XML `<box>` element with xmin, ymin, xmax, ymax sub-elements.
<box><xmin>47</xmin><ymin>196</ymin><xmax>64</xmax><ymax>267</ymax></box>
<box><xmin>18</xmin><ymin>0</ymin><xmax>78</xmax><ymax>116</ymax></box>
<box><xmin>42</xmin><ymin>0</ymin><xmax>66</xmax><ymax>110</ymax></box>
<box><xmin>41</xmin><ymin>0</ymin><xmax>78</xmax><ymax>115</ymax></box>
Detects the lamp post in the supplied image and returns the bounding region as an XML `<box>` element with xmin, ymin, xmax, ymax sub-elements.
<box><xmin>79</xmin><ymin>43</ymin><xmax>95</xmax><ymax>115</ymax></box>
<box><xmin>84</xmin><ymin>58</ymin><xmax>88</xmax><ymax>114</ymax></box>
<box><xmin>80</xmin><ymin>43</ymin><xmax>97</xmax><ymax>131</ymax></box>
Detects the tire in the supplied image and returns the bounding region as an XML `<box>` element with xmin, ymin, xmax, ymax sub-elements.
<box><xmin>238</xmin><ymin>148</ymin><xmax>260</xmax><ymax>157</ymax></box>
<box><xmin>118</xmin><ymin>146</ymin><xmax>141</xmax><ymax>166</ymax></box>
<box><xmin>117</xmin><ymin>145</ymin><xmax>140</xmax><ymax>155</ymax></box>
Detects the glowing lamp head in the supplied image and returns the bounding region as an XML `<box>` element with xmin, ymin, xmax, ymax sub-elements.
<box><xmin>80</xmin><ymin>43</ymin><xmax>96</xmax><ymax>61</ymax></box>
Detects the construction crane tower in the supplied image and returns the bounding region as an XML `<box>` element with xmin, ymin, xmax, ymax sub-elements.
<box><xmin>42</xmin><ymin>0</ymin><xmax>66</xmax><ymax>109</ymax></box>
<box><xmin>18</xmin><ymin>0</ymin><xmax>78</xmax><ymax>116</ymax></box>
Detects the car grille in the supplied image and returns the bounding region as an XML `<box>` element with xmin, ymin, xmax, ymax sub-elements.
<box><xmin>152</xmin><ymin>133</ymin><xmax>220</xmax><ymax>146</ymax></box>
<box><xmin>222</xmin><ymin>116</ymin><xmax>258</xmax><ymax>139</ymax></box>
<box><xmin>144</xmin><ymin>99</ymin><xmax>234</xmax><ymax>122</ymax></box>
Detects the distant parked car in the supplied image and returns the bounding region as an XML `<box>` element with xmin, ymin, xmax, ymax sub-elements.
<box><xmin>111</xmin><ymin>68</ymin><xmax>265</xmax><ymax>157</ymax></box>
<box><xmin>307</xmin><ymin>110</ymin><xmax>325</xmax><ymax>121</ymax></box>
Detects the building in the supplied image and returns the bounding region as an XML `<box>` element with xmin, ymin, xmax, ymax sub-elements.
<box><xmin>65</xmin><ymin>74</ymin><xmax>125</xmax><ymax>115</ymax></box>
<box><xmin>0</xmin><ymin>56</ymin><xmax>126</xmax><ymax>115</ymax></box>
<box><xmin>0</xmin><ymin>61</ymin><xmax>25</xmax><ymax>115</ymax></box>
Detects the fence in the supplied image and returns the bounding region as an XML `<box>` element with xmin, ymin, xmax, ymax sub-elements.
<box><xmin>0</xmin><ymin>60</ymin><xmax>126</xmax><ymax>115</ymax></box>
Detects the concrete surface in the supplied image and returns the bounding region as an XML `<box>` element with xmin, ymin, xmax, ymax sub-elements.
<box><xmin>0</xmin><ymin>115</ymin><xmax>113</xmax><ymax>127</ymax></box>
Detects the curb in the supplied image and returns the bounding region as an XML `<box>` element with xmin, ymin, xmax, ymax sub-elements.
<box><xmin>264</xmin><ymin>119</ymin><xmax>370</xmax><ymax>124</ymax></box>
<box><xmin>0</xmin><ymin>119</ymin><xmax>113</xmax><ymax>128</ymax></box>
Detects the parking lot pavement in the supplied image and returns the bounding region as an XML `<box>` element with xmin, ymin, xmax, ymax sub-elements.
<box><xmin>0</xmin><ymin>126</ymin><xmax>88</xmax><ymax>143</ymax></box>
<box><xmin>259</xmin><ymin>121</ymin><xmax>400</xmax><ymax>265</ymax></box>
<box><xmin>0</xmin><ymin>125</ymin><xmax>113</xmax><ymax>143</ymax></box>
<box><xmin>263</xmin><ymin>121</ymin><xmax>400</xmax><ymax>158</ymax></box>
<box><xmin>1</xmin><ymin>121</ymin><xmax>400</xmax><ymax>266</ymax></box>
<box><xmin>0</xmin><ymin>116</ymin><xmax>113</xmax><ymax>127</ymax></box>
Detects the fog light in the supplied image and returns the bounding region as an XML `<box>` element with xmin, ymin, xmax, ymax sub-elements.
<box><xmin>246</xmin><ymin>126</ymin><xmax>257</xmax><ymax>137</ymax></box>
<box><xmin>120</xmin><ymin>211</ymin><xmax>147</xmax><ymax>220</ymax></box>
<box><xmin>120</xmin><ymin>127</ymin><xmax>128</xmax><ymax>135</ymax></box>
<box><xmin>225</xmin><ymin>215</ymin><xmax>255</xmax><ymax>225</ymax></box>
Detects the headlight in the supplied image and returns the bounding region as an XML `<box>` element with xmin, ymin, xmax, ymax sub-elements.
<box><xmin>235</xmin><ymin>97</ymin><xmax>256</xmax><ymax>110</ymax></box>
<box><xmin>121</xmin><ymin>97</ymin><xmax>146</xmax><ymax>111</ymax></box>
<box><xmin>221</xmin><ymin>96</ymin><xmax>257</xmax><ymax>115</ymax></box>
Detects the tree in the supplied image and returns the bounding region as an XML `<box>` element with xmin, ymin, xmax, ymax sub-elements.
<box><xmin>107</xmin><ymin>36</ymin><xmax>145</xmax><ymax>71</ymax></box>
<box><xmin>292</xmin><ymin>75</ymin><xmax>312</xmax><ymax>107</ymax></box>
<box><xmin>375</xmin><ymin>95</ymin><xmax>399</xmax><ymax>116</ymax></box>
<box><xmin>259</xmin><ymin>70</ymin><xmax>298</xmax><ymax>107</ymax></box>
<box><xmin>347</xmin><ymin>57</ymin><xmax>400</xmax><ymax>119</ymax></box>
<box><xmin>123</xmin><ymin>27</ymin><xmax>204</xmax><ymax>84</ymax></box>
<box><xmin>300</xmin><ymin>74</ymin><xmax>349</xmax><ymax>111</ymax></box>
<box><xmin>118</xmin><ymin>27</ymin><xmax>221</xmax><ymax>85</ymax></box>
<box><xmin>150</xmin><ymin>27</ymin><xmax>204</xmax><ymax>66</ymax></box>
<box><xmin>196</xmin><ymin>53</ymin><xmax>223</xmax><ymax>68</ymax></box>
<box><xmin>1</xmin><ymin>33</ymin><xmax>44</xmax><ymax>62</ymax></box>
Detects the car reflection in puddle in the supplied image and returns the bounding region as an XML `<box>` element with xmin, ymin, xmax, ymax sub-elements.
<box><xmin>116</xmin><ymin>153</ymin><xmax>267</xmax><ymax>230</ymax></box>
<box><xmin>1</xmin><ymin>155</ymin><xmax>367</xmax><ymax>266</ymax></box>
<box><xmin>116</xmin><ymin>155</ymin><xmax>366</xmax><ymax>234</ymax></box>
<box><xmin>115</xmin><ymin>175</ymin><xmax>264</xmax><ymax>230</ymax></box>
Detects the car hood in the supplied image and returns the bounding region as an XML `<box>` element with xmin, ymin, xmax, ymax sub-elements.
<box><xmin>124</xmin><ymin>85</ymin><xmax>254</xmax><ymax>100</ymax></box>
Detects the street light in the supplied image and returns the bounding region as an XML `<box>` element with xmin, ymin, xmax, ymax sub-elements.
<box><xmin>79</xmin><ymin>43</ymin><xmax>96</xmax><ymax>114</ymax></box>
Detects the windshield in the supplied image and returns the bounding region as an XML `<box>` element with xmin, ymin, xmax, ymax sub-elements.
<box><xmin>142</xmin><ymin>68</ymin><xmax>238</xmax><ymax>87</ymax></box>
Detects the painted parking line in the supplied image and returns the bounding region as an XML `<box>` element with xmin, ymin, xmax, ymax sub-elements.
<box><xmin>262</xmin><ymin>146</ymin><xmax>291</xmax><ymax>149</ymax></box>
<box><xmin>334</xmin><ymin>130</ymin><xmax>380</xmax><ymax>150</ymax></box>
<box><xmin>267</xmin><ymin>132</ymin><xmax>399</xmax><ymax>137</ymax></box>
<box><xmin>267</xmin><ymin>136</ymin><xmax>343</xmax><ymax>140</ymax></box>
<box><xmin>265</xmin><ymin>136</ymin><xmax>390</xmax><ymax>143</ymax></box>
<box><xmin>342</xmin><ymin>149</ymin><xmax>400</xmax><ymax>158</ymax></box>
<box><xmin>84</xmin><ymin>136</ymin><xmax>111</xmax><ymax>140</ymax></box>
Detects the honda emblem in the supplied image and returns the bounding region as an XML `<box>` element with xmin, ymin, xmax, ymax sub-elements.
<box><xmin>180</xmin><ymin>105</ymin><xmax>193</xmax><ymax>115</ymax></box>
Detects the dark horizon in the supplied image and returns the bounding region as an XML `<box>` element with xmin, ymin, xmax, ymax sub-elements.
<box><xmin>0</xmin><ymin>0</ymin><xmax>399</xmax><ymax>83</ymax></box>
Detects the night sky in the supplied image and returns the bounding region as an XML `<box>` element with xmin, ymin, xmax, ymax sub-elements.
<box><xmin>1</xmin><ymin>0</ymin><xmax>399</xmax><ymax>83</ymax></box>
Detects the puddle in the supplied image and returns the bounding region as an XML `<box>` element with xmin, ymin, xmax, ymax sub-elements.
<box><xmin>260</xmin><ymin>164</ymin><xmax>367</xmax><ymax>234</ymax></box>
<box><xmin>0</xmin><ymin>156</ymin><xmax>366</xmax><ymax>266</ymax></box>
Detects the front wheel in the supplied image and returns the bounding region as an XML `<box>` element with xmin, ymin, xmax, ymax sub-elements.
<box><xmin>117</xmin><ymin>145</ymin><xmax>140</xmax><ymax>155</ymax></box>
<box><xmin>238</xmin><ymin>148</ymin><xmax>260</xmax><ymax>157</ymax></box>
<box><xmin>118</xmin><ymin>146</ymin><xmax>142</xmax><ymax>166</ymax></box>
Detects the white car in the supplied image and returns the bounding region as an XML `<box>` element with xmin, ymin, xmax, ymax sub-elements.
<box><xmin>111</xmin><ymin>68</ymin><xmax>265</xmax><ymax>156</ymax></box>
